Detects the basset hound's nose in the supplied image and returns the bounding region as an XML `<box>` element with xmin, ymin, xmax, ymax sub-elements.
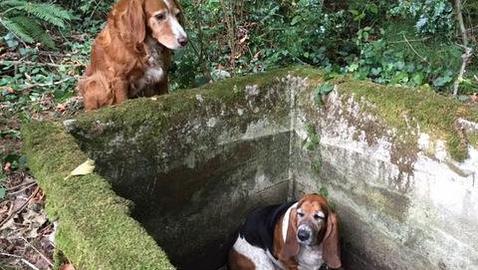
<box><xmin>178</xmin><ymin>36</ymin><xmax>188</xmax><ymax>47</ymax></box>
<box><xmin>297</xmin><ymin>229</ymin><xmax>310</xmax><ymax>241</ymax></box>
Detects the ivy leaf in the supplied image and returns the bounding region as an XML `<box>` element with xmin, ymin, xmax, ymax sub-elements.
<box><xmin>314</xmin><ymin>82</ymin><xmax>334</xmax><ymax>105</ymax></box>
<box><xmin>317</xmin><ymin>82</ymin><xmax>334</xmax><ymax>95</ymax></box>
<box><xmin>433</xmin><ymin>75</ymin><xmax>453</xmax><ymax>87</ymax></box>
<box><xmin>412</xmin><ymin>73</ymin><xmax>424</xmax><ymax>85</ymax></box>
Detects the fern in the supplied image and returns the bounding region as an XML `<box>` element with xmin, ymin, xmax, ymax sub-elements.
<box><xmin>0</xmin><ymin>18</ymin><xmax>35</xmax><ymax>43</ymax></box>
<box><xmin>10</xmin><ymin>16</ymin><xmax>55</xmax><ymax>48</ymax></box>
<box><xmin>14</xmin><ymin>3</ymin><xmax>72</xmax><ymax>28</ymax></box>
<box><xmin>0</xmin><ymin>0</ymin><xmax>71</xmax><ymax>47</ymax></box>
<box><xmin>0</xmin><ymin>0</ymin><xmax>27</xmax><ymax>8</ymax></box>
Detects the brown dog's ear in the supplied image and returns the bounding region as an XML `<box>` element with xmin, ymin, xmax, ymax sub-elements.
<box><xmin>323</xmin><ymin>212</ymin><xmax>342</xmax><ymax>269</ymax></box>
<box><xmin>280</xmin><ymin>208</ymin><xmax>299</xmax><ymax>260</ymax></box>
<box><xmin>117</xmin><ymin>0</ymin><xmax>146</xmax><ymax>47</ymax></box>
<box><xmin>172</xmin><ymin>0</ymin><xmax>185</xmax><ymax>25</ymax></box>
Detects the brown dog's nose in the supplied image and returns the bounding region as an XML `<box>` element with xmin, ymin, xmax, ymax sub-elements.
<box><xmin>178</xmin><ymin>37</ymin><xmax>188</xmax><ymax>47</ymax></box>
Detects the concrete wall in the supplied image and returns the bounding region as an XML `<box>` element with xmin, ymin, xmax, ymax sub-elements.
<box><xmin>67</xmin><ymin>72</ymin><xmax>307</xmax><ymax>269</ymax></box>
<box><xmin>293</xmin><ymin>87</ymin><xmax>478</xmax><ymax>270</ymax></box>
<box><xmin>66</xmin><ymin>68</ymin><xmax>478</xmax><ymax>269</ymax></box>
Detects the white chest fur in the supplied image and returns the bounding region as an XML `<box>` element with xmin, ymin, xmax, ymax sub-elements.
<box><xmin>130</xmin><ymin>37</ymin><xmax>166</xmax><ymax>96</ymax></box>
<box><xmin>232</xmin><ymin>236</ymin><xmax>276</xmax><ymax>270</ymax></box>
<box><xmin>297</xmin><ymin>244</ymin><xmax>324</xmax><ymax>270</ymax></box>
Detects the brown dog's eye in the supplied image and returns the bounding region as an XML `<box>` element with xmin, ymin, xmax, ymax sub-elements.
<box><xmin>155</xmin><ymin>13</ymin><xmax>166</xmax><ymax>21</ymax></box>
<box><xmin>298</xmin><ymin>212</ymin><xmax>304</xmax><ymax>217</ymax></box>
<box><xmin>314</xmin><ymin>214</ymin><xmax>324</xmax><ymax>220</ymax></box>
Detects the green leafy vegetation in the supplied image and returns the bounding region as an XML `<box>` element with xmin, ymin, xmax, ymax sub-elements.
<box><xmin>0</xmin><ymin>0</ymin><xmax>72</xmax><ymax>48</ymax></box>
<box><xmin>1</xmin><ymin>0</ymin><xmax>477</xmax><ymax>119</ymax></box>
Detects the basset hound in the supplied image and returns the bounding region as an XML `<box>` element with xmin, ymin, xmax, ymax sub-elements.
<box><xmin>228</xmin><ymin>194</ymin><xmax>342</xmax><ymax>270</ymax></box>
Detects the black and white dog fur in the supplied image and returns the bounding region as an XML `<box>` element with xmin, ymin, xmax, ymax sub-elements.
<box><xmin>228</xmin><ymin>194</ymin><xmax>342</xmax><ymax>270</ymax></box>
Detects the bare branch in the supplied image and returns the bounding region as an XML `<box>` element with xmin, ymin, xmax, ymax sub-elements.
<box><xmin>453</xmin><ymin>0</ymin><xmax>473</xmax><ymax>96</ymax></box>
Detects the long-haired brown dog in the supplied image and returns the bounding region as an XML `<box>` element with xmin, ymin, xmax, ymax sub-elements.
<box><xmin>78</xmin><ymin>0</ymin><xmax>188</xmax><ymax>110</ymax></box>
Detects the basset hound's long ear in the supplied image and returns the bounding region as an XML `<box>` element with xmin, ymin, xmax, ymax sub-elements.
<box><xmin>116</xmin><ymin>0</ymin><xmax>146</xmax><ymax>47</ymax></box>
<box><xmin>323</xmin><ymin>212</ymin><xmax>342</xmax><ymax>269</ymax></box>
<box><xmin>280</xmin><ymin>208</ymin><xmax>299</xmax><ymax>260</ymax></box>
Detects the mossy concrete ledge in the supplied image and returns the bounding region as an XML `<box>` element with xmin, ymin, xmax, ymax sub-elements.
<box><xmin>22</xmin><ymin>67</ymin><xmax>478</xmax><ymax>270</ymax></box>
<box><xmin>22</xmin><ymin>121</ymin><xmax>174</xmax><ymax>270</ymax></box>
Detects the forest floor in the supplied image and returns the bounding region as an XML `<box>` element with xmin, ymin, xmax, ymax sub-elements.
<box><xmin>1</xmin><ymin>90</ymin><xmax>82</xmax><ymax>269</ymax></box>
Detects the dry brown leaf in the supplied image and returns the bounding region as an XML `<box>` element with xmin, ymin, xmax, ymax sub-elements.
<box><xmin>60</xmin><ymin>263</ymin><xmax>76</xmax><ymax>270</ymax></box>
<box><xmin>471</xmin><ymin>93</ymin><xmax>478</xmax><ymax>103</ymax></box>
<box><xmin>3</xmin><ymin>162</ymin><xmax>12</xmax><ymax>172</ymax></box>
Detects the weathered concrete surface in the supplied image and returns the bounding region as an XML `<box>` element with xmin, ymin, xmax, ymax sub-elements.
<box><xmin>27</xmin><ymin>67</ymin><xmax>478</xmax><ymax>269</ymax></box>
<box><xmin>65</xmin><ymin>71</ymin><xmax>307</xmax><ymax>269</ymax></box>
<box><xmin>294</xmin><ymin>85</ymin><xmax>478</xmax><ymax>270</ymax></box>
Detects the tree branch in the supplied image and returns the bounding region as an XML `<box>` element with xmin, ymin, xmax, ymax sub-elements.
<box><xmin>453</xmin><ymin>0</ymin><xmax>473</xmax><ymax>96</ymax></box>
<box><xmin>0</xmin><ymin>60</ymin><xmax>84</xmax><ymax>68</ymax></box>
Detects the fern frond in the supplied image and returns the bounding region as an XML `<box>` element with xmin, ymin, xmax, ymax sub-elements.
<box><xmin>13</xmin><ymin>3</ymin><xmax>71</xmax><ymax>28</ymax></box>
<box><xmin>0</xmin><ymin>0</ymin><xmax>26</xmax><ymax>8</ymax></box>
<box><xmin>0</xmin><ymin>17</ymin><xmax>35</xmax><ymax>43</ymax></box>
<box><xmin>10</xmin><ymin>16</ymin><xmax>55</xmax><ymax>48</ymax></box>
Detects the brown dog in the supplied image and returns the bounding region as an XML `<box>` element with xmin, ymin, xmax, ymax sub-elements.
<box><xmin>78</xmin><ymin>0</ymin><xmax>188</xmax><ymax>110</ymax></box>
<box><xmin>228</xmin><ymin>194</ymin><xmax>342</xmax><ymax>270</ymax></box>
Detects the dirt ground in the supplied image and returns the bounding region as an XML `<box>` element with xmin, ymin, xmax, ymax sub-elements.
<box><xmin>1</xmin><ymin>96</ymin><xmax>82</xmax><ymax>270</ymax></box>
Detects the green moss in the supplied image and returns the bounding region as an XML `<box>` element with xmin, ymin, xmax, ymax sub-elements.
<box><xmin>469</xmin><ymin>133</ymin><xmax>478</xmax><ymax>147</ymax></box>
<box><xmin>71</xmin><ymin>66</ymin><xmax>322</xmax><ymax>154</ymax></box>
<box><xmin>304</xmin><ymin>123</ymin><xmax>321</xmax><ymax>151</ymax></box>
<box><xmin>336</xmin><ymin>80</ymin><xmax>478</xmax><ymax>161</ymax></box>
<box><xmin>22</xmin><ymin>121</ymin><xmax>174</xmax><ymax>270</ymax></box>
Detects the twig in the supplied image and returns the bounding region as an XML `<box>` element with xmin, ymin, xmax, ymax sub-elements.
<box><xmin>184</xmin><ymin>16</ymin><xmax>213</xmax><ymax>81</ymax></box>
<box><xmin>220</xmin><ymin>0</ymin><xmax>236</xmax><ymax>72</ymax></box>
<box><xmin>388</xmin><ymin>37</ymin><xmax>431</xmax><ymax>44</ymax></box>
<box><xmin>453</xmin><ymin>0</ymin><xmax>473</xmax><ymax>96</ymax></box>
<box><xmin>0</xmin><ymin>60</ymin><xmax>84</xmax><ymax>68</ymax></box>
<box><xmin>0</xmin><ymin>186</ymin><xmax>40</xmax><ymax>229</ymax></box>
<box><xmin>1</xmin><ymin>201</ymin><xmax>13</xmax><ymax>219</ymax></box>
<box><xmin>88</xmin><ymin>0</ymin><xmax>104</xmax><ymax>21</ymax></box>
<box><xmin>7</xmin><ymin>183</ymin><xmax>37</xmax><ymax>196</ymax></box>
<box><xmin>21</xmin><ymin>77</ymin><xmax>75</xmax><ymax>91</ymax></box>
<box><xmin>6</xmin><ymin>180</ymin><xmax>36</xmax><ymax>192</ymax></box>
<box><xmin>0</xmin><ymin>253</ymin><xmax>40</xmax><ymax>270</ymax></box>
<box><xmin>402</xmin><ymin>33</ymin><xmax>429</xmax><ymax>64</ymax></box>
<box><xmin>21</xmin><ymin>237</ymin><xmax>53</xmax><ymax>267</ymax></box>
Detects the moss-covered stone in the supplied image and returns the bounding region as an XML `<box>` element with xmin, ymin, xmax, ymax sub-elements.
<box><xmin>22</xmin><ymin>122</ymin><xmax>174</xmax><ymax>270</ymax></box>
<box><xmin>333</xmin><ymin>80</ymin><xmax>478</xmax><ymax>162</ymax></box>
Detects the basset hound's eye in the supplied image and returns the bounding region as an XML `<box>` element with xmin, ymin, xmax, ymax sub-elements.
<box><xmin>314</xmin><ymin>213</ymin><xmax>325</xmax><ymax>220</ymax></box>
<box><xmin>297</xmin><ymin>212</ymin><xmax>304</xmax><ymax>218</ymax></box>
<box><xmin>155</xmin><ymin>13</ymin><xmax>166</xmax><ymax>21</ymax></box>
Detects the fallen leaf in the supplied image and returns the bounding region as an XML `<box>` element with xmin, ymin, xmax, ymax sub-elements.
<box><xmin>60</xmin><ymin>263</ymin><xmax>76</xmax><ymax>270</ymax></box>
<box><xmin>3</xmin><ymin>87</ymin><xmax>16</xmax><ymax>94</ymax></box>
<box><xmin>3</xmin><ymin>162</ymin><xmax>12</xmax><ymax>172</ymax></box>
<box><xmin>56</xmin><ymin>104</ymin><xmax>67</xmax><ymax>112</ymax></box>
<box><xmin>64</xmin><ymin>159</ymin><xmax>95</xmax><ymax>180</ymax></box>
<box><xmin>471</xmin><ymin>93</ymin><xmax>478</xmax><ymax>103</ymax></box>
